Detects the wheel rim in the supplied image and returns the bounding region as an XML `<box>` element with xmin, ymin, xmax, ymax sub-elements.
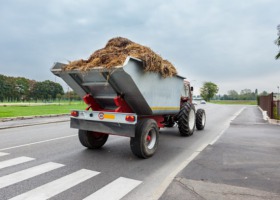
<box><xmin>189</xmin><ymin>109</ymin><xmax>195</xmax><ymax>130</ymax></box>
<box><xmin>145</xmin><ymin>128</ymin><xmax>157</xmax><ymax>150</ymax></box>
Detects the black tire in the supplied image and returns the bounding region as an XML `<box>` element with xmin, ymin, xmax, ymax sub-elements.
<box><xmin>78</xmin><ymin>130</ymin><xmax>109</xmax><ymax>149</ymax></box>
<box><xmin>196</xmin><ymin>109</ymin><xmax>206</xmax><ymax>130</ymax></box>
<box><xmin>165</xmin><ymin>122</ymin><xmax>175</xmax><ymax>127</ymax></box>
<box><xmin>130</xmin><ymin>119</ymin><xmax>159</xmax><ymax>158</ymax></box>
<box><xmin>178</xmin><ymin>102</ymin><xmax>196</xmax><ymax>136</ymax></box>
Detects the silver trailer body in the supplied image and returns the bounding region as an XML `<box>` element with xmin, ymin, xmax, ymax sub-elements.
<box><xmin>51</xmin><ymin>57</ymin><xmax>186</xmax><ymax>116</ymax></box>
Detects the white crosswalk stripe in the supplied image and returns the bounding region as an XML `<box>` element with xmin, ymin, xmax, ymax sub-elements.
<box><xmin>83</xmin><ymin>177</ymin><xmax>142</xmax><ymax>200</ymax></box>
<box><xmin>0</xmin><ymin>152</ymin><xmax>9</xmax><ymax>157</ymax></box>
<box><xmin>0</xmin><ymin>162</ymin><xmax>64</xmax><ymax>189</ymax></box>
<box><xmin>9</xmin><ymin>169</ymin><xmax>100</xmax><ymax>200</ymax></box>
<box><xmin>0</xmin><ymin>156</ymin><xmax>35</xmax><ymax>170</ymax></box>
<box><xmin>0</xmin><ymin>154</ymin><xmax>142</xmax><ymax>200</ymax></box>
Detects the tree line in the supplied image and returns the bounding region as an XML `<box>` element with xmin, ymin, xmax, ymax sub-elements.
<box><xmin>199</xmin><ymin>82</ymin><xmax>268</xmax><ymax>101</ymax></box>
<box><xmin>220</xmin><ymin>89</ymin><xmax>267</xmax><ymax>100</ymax></box>
<box><xmin>0</xmin><ymin>74</ymin><xmax>80</xmax><ymax>102</ymax></box>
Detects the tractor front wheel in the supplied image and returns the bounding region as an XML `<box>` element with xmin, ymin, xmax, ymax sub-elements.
<box><xmin>178</xmin><ymin>102</ymin><xmax>196</xmax><ymax>136</ymax></box>
<box><xmin>196</xmin><ymin>109</ymin><xmax>206</xmax><ymax>130</ymax></box>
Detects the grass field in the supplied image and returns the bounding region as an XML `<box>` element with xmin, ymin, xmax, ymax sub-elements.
<box><xmin>0</xmin><ymin>102</ymin><xmax>86</xmax><ymax>118</ymax></box>
<box><xmin>210</xmin><ymin>100</ymin><xmax>257</xmax><ymax>105</ymax></box>
<box><xmin>0</xmin><ymin>100</ymin><xmax>258</xmax><ymax>118</ymax></box>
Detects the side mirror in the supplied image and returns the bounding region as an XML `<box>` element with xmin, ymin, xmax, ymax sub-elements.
<box><xmin>191</xmin><ymin>86</ymin><xmax>194</xmax><ymax>91</ymax></box>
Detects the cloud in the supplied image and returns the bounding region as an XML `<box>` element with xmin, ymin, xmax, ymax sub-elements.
<box><xmin>0</xmin><ymin>0</ymin><xmax>279</xmax><ymax>94</ymax></box>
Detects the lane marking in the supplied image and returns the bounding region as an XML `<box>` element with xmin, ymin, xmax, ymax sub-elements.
<box><xmin>210</xmin><ymin>107</ymin><xmax>245</xmax><ymax>145</ymax></box>
<box><xmin>0</xmin><ymin>135</ymin><xmax>76</xmax><ymax>151</ymax></box>
<box><xmin>10</xmin><ymin>169</ymin><xmax>100</xmax><ymax>200</ymax></box>
<box><xmin>153</xmin><ymin>142</ymin><xmax>208</xmax><ymax>200</ymax></box>
<box><xmin>0</xmin><ymin>156</ymin><xmax>34</xmax><ymax>170</ymax></box>
<box><xmin>83</xmin><ymin>177</ymin><xmax>142</xmax><ymax>200</ymax></box>
<box><xmin>0</xmin><ymin>162</ymin><xmax>64</xmax><ymax>189</ymax></box>
<box><xmin>0</xmin><ymin>152</ymin><xmax>9</xmax><ymax>157</ymax></box>
<box><xmin>153</xmin><ymin>107</ymin><xmax>246</xmax><ymax>199</ymax></box>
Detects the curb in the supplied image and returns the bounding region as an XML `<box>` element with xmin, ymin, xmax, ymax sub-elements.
<box><xmin>0</xmin><ymin>120</ymin><xmax>70</xmax><ymax>130</ymax></box>
<box><xmin>0</xmin><ymin>114</ymin><xmax>70</xmax><ymax>130</ymax></box>
<box><xmin>0</xmin><ymin>114</ymin><xmax>69</xmax><ymax>122</ymax></box>
<box><xmin>258</xmin><ymin>106</ymin><xmax>280</xmax><ymax>125</ymax></box>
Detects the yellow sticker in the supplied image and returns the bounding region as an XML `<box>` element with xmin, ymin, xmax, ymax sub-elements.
<box><xmin>151</xmin><ymin>107</ymin><xmax>179</xmax><ymax>111</ymax></box>
<box><xmin>104</xmin><ymin>114</ymin><xmax>115</xmax><ymax>119</ymax></box>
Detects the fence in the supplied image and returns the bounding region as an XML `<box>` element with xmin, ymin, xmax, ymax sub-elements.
<box><xmin>258</xmin><ymin>93</ymin><xmax>280</xmax><ymax>120</ymax></box>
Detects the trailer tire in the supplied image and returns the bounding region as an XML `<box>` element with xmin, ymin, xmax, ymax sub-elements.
<box><xmin>196</xmin><ymin>109</ymin><xmax>206</xmax><ymax>130</ymax></box>
<box><xmin>130</xmin><ymin>119</ymin><xmax>159</xmax><ymax>158</ymax></box>
<box><xmin>78</xmin><ymin>130</ymin><xmax>109</xmax><ymax>149</ymax></box>
<box><xmin>178</xmin><ymin>102</ymin><xmax>196</xmax><ymax>136</ymax></box>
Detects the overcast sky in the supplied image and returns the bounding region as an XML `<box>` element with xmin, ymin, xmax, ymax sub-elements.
<box><xmin>0</xmin><ymin>0</ymin><xmax>279</xmax><ymax>95</ymax></box>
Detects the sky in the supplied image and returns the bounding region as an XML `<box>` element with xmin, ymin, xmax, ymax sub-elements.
<box><xmin>0</xmin><ymin>0</ymin><xmax>279</xmax><ymax>95</ymax></box>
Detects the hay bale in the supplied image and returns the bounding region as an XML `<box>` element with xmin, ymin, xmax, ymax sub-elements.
<box><xmin>65</xmin><ymin>37</ymin><xmax>177</xmax><ymax>78</ymax></box>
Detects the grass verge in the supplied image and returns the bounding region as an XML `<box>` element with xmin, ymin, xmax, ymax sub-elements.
<box><xmin>0</xmin><ymin>103</ymin><xmax>86</xmax><ymax>118</ymax></box>
<box><xmin>211</xmin><ymin>100</ymin><xmax>257</xmax><ymax>105</ymax></box>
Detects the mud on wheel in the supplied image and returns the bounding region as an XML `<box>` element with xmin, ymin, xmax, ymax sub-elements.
<box><xmin>79</xmin><ymin>130</ymin><xmax>109</xmax><ymax>149</ymax></box>
<box><xmin>178</xmin><ymin>102</ymin><xmax>196</xmax><ymax>136</ymax></box>
<box><xmin>130</xmin><ymin>119</ymin><xmax>159</xmax><ymax>158</ymax></box>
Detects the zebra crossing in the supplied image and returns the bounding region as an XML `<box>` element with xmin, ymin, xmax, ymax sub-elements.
<box><xmin>0</xmin><ymin>152</ymin><xmax>142</xmax><ymax>200</ymax></box>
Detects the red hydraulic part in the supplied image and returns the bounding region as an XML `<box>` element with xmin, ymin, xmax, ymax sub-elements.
<box><xmin>81</xmin><ymin>94</ymin><xmax>165</xmax><ymax>128</ymax></box>
<box><xmin>83</xmin><ymin>94</ymin><xmax>132</xmax><ymax>113</ymax></box>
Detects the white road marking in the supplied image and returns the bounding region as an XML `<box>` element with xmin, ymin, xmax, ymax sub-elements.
<box><xmin>0</xmin><ymin>152</ymin><xmax>9</xmax><ymax>157</ymax></box>
<box><xmin>210</xmin><ymin>107</ymin><xmax>245</xmax><ymax>145</ymax></box>
<box><xmin>83</xmin><ymin>177</ymin><xmax>142</xmax><ymax>200</ymax></box>
<box><xmin>152</xmin><ymin>108</ymin><xmax>246</xmax><ymax>200</ymax></box>
<box><xmin>153</xmin><ymin>149</ymin><xmax>205</xmax><ymax>200</ymax></box>
<box><xmin>0</xmin><ymin>156</ymin><xmax>34</xmax><ymax>170</ymax></box>
<box><xmin>10</xmin><ymin>169</ymin><xmax>100</xmax><ymax>200</ymax></box>
<box><xmin>0</xmin><ymin>162</ymin><xmax>64</xmax><ymax>189</ymax></box>
<box><xmin>0</xmin><ymin>135</ymin><xmax>76</xmax><ymax>151</ymax></box>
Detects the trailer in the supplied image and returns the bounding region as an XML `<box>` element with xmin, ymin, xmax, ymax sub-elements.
<box><xmin>51</xmin><ymin>57</ymin><xmax>206</xmax><ymax>158</ymax></box>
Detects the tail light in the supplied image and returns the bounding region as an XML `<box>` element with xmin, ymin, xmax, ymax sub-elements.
<box><xmin>125</xmin><ymin>115</ymin><xmax>135</xmax><ymax>122</ymax></box>
<box><xmin>71</xmin><ymin>110</ymin><xmax>79</xmax><ymax>117</ymax></box>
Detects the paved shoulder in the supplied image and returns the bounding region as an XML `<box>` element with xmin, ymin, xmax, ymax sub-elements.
<box><xmin>160</xmin><ymin>106</ymin><xmax>280</xmax><ymax>200</ymax></box>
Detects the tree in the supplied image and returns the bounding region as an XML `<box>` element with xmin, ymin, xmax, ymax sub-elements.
<box><xmin>259</xmin><ymin>91</ymin><xmax>268</xmax><ymax>96</ymax></box>
<box><xmin>31</xmin><ymin>80</ymin><xmax>64</xmax><ymax>101</ymax></box>
<box><xmin>240</xmin><ymin>89</ymin><xmax>256</xmax><ymax>100</ymax></box>
<box><xmin>275</xmin><ymin>24</ymin><xmax>280</xmax><ymax>59</ymax></box>
<box><xmin>227</xmin><ymin>90</ymin><xmax>238</xmax><ymax>100</ymax></box>
<box><xmin>200</xmin><ymin>82</ymin><xmax>219</xmax><ymax>102</ymax></box>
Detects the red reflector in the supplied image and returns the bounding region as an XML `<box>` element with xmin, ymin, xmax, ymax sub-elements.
<box><xmin>125</xmin><ymin>115</ymin><xmax>135</xmax><ymax>122</ymax></box>
<box><xmin>71</xmin><ymin>111</ymin><xmax>79</xmax><ymax>117</ymax></box>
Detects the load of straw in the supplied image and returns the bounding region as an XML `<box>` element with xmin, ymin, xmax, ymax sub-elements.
<box><xmin>65</xmin><ymin>37</ymin><xmax>177</xmax><ymax>78</ymax></box>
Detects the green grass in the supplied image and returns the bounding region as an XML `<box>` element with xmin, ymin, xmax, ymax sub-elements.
<box><xmin>0</xmin><ymin>103</ymin><xmax>86</xmax><ymax>118</ymax></box>
<box><xmin>211</xmin><ymin>100</ymin><xmax>257</xmax><ymax>105</ymax></box>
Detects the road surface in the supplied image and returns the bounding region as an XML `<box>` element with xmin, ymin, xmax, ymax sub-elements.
<box><xmin>0</xmin><ymin>104</ymin><xmax>244</xmax><ymax>200</ymax></box>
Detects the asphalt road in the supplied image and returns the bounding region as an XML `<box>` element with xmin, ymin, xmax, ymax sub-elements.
<box><xmin>0</xmin><ymin>104</ymin><xmax>244</xmax><ymax>200</ymax></box>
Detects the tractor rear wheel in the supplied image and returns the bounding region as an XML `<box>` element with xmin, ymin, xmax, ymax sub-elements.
<box><xmin>196</xmin><ymin>109</ymin><xmax>206</xmax><ymax>130</ymax></box>
<box><xmin>130</xmin><ymin>119</ymin><xmax>159</xmax><ymax>158</ymax></box>
<box><xmin>78</xmin><ymin>130</ymin><xmax>109</xmax><ymax>149</ymax></box>
<box><xmin>178</xmin><ymin>102</ymin><xmax>196</xmax><ymax>136</ymax></box>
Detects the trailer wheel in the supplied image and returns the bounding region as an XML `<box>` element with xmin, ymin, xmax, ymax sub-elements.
<box><xmin>178</xmin><ymin>102</ymin><xmax>196</xmax><ymax>136</ymax></box>
<box><xmin>130</xmin><ymin>119</ymin><xmax>159</xmax><ymax>158</ymax></box>
<box><xmin>196</xmin><ymin>109</ymin><xmax>206</xmax><ymax>130</ymax></box>
<box><xmin>78</xmin><ymin>130</ymin><xmax>109</xmax><ymax>149</ymax></box>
